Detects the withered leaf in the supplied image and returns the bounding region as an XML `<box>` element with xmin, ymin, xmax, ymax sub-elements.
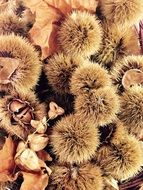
<box><xmin>48</xmin><ymin>102</ymin><xmax>65</xmax><ymax>119</ymax></box>
<box><xmin>20</xmin><ymin>171</ymin><xmax>49</xmax><ymax>190</ymax></box>
<box><xmin>0</xmin><ymin>136</ymin><xmax>16</xmax><ymax>182</ymax></box>
<box><xmin>31</xmin><ymin>117</ymin><xmax>47</xmax><ymax>134</ymax></box>
<box><xmin>37</xmin><ymin>150</ymin><xmax>52</xmax><ymax>162</ymax></box>
<box><xmin>28</xmin><ymin>133</ymin><xmax>49</xmax><ymax>152</ymax></box>
<box><xmin>15</xmin><ymin>148</ymin><xmax>41</xmax><ymax>172</ymax></box>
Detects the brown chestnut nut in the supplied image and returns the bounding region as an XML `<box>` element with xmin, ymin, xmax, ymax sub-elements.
<box><xmin>8</xmin><ymin>99</ymin><xmax>34</xmax><ymax>125</ymax></box>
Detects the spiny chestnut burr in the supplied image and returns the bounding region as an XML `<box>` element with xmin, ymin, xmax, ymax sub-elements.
<box><xmin>0</xmin><ymin>34</ymin><xmax>41</xmax><ymax>94</ymax></box>
<box><xmin>119</xmin><ymin>86</ymin><xmax>143</xmax><ymax>138</ymax></box>
<box><xmin>58</xmin><ymin>10</ymin><xmax>103</xmax><ymax>57</ymax></box>
<box><xmin>99</xmin><ymin>0</ymin><xmax>143</xmax><ymax>29</ymax></box>
<box><xmin>74</xmin><ymin>87</ymin><xmax>120</xmax><ymax>126</ymax></box>
<box><xmin>0</xmin><ymin>0</ymin><xmax>35</xmax><ymax>36</ymax></box>
<box><xmin>99</xmin><ymin>120</ymin><xmax>129</xmax><ymax>145</ymax></box>
<box><xmin>50</xmin><ymin>114</ymin><xmax>99</xmax><ymax>164</ymax></box>
<box><xmin>112</xmin><ymin>55</ymin><xmax>143</xmax><ymax>93</ymax></box>
<box><xmin>92</xmin><ymin>23</ymin><xmax>140</xmax><ymax>69</ymax></box>
<box><xmin>44</xmin><ymin>52</ymin><xmax>83</xmax><ymax>94</ymax></box>
<box><xmin>96</xmin><ymin>135</ymin><xmax>143</xmax><ymax>181</ymax></box>
<box><xmin>70</xmin><ymin>61</ymin><xmax>112</xmax><ymax>95</ymax></box>
<box><xmin>48</xmin><ymin>162</ymin><xmax>104</xmax><ymax>190</ymax></box>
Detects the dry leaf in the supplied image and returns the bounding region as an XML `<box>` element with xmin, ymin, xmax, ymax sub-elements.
<box><xmin>38</xmin><ymin>159</ymin><xmax>52</xmax><ymax>176</ymax></box>
<box><xmin>44</xmin><ymin>0</ymin><xmax>98</xmax><ymax>14</ymax></box>
<box><xmin>19</xmin><ymin>156</ymin><xmax>52</xmax><ymax>190</ymax></box>
<box><xmin>37</xmin><ymin>150</ymin><xmax>52</xmax><ymax>162</ymax></box>
<box><xmin>15</xmin><ymin>148</ymin><xmax>41</xmax><ymax>172</ymax></box>
<box><xmin>20</xmin><ymin>171</ymin><xmax>49</xmax><ymax>190</ymax></box>
<box><xmin>48</xmin><ymin>102</ymin><xmax>65</xmax><ymax>119</ymax></box>
<box><xmin>0</xmin><ymin>136</ymin><xmax>16</xmax><ymax>182</ymax></box>
<box><xmin>31</xmin><ymin>117</ymin><xmax>47</xmax><ymax>134</ymax></box>
<box><xmin>28</xmin><ymin>133</ymin><xmax>49</xmax><ymax>152</ymax></box>
<box><xmin>16</xmin><ymin>141</ymin><xmax>27</xmax><ymax>154</ymax></box>
<box><xmin>23</xmin><ymin>0</ymin><xmax>98</xmax><ymax>58</ymax></box>
<box><xmin>0</xmin><ymin>171</ymin><xmax>19</xmax><ymax>183</ymax></box>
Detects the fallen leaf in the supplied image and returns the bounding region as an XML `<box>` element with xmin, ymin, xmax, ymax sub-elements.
<box><xmin>0</xmin><ymin>136</ymin><xmax>16</xmax><ymax>182</ymax></box>
<box><xmin>37</xmin><ymin>150</ymin><xmax>52</xmax><ymax>162</ymax></box>
<box><xmin>16</xmin><ymin>141</ymin><xmax>27</xmax><ymax>154</ymax></box>
<box><xmin>48</xmin><ymin>102</ymin><xmax>65</xmax><ymax>119</ymax></box>
<box><xmin>15</xmin><ymin>148</ymin><xmax>41</xmax><ymax>172</ymax></box>
<box><xmin>20</xmin><ymin>171</ymin><xmax>49</xmax><ymax>190</ymax></box>
<box><xmin>0</xmin><ymin>171</ymin><xmax>19</xmax><ymax>182</ymax></box>
<box><xmin>38</xmin><ymin>158</ymin><xmax>52</xmax><ymax>176</ymax></box>
<box><xmin>28</xmin><ymin>133</ymin><xmax>49</xmax><ymax>152</ymax></box>
<box><xmin>31</xmin><ymin>117</ymin><xmax>47</xmax><ymax>134</ymax></box>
